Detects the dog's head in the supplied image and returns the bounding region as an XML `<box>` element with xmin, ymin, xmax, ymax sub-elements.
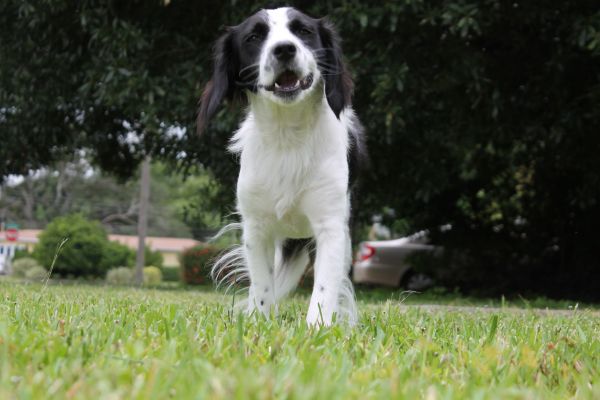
<box><xmin>197</xmin><ymin>7</ymin><xmax>352</xmax><ymax>134</ymax></box>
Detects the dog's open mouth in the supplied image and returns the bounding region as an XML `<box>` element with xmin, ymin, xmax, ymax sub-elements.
<box><xmin>264</xmin><ymin>71</ymin><xmax>313</xmax><ymax>94</ymax></box>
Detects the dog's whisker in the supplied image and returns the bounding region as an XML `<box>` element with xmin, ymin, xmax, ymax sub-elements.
<box><xmin>238</xmin><ymin>63</ymin><xmax>260</xmax><ymax>75</ymax></box>
<box><xmin>317</xmin><ymin>64</ymin><xmax>341</xmax><ymax>71</ymax></box>
<box><xmin>235</xmin><ymin>79</ymin><xmax>259</xmax><ymax>88</ymax></box>
<box><xmin>238</xmin><ymin>73</ymin><xmax>258</xmax><ymax>81</ymax></box>
<box><xmin>317</xmin><ymin>63</ymin><xmax>341</xmax><ymax>71</ymax></box>
<box><xmin>311</xmin><ymin>47</ymin><xmax>334</xmax><ymax>53</ymax></box>
<box><xmin>318</xmin><ymin>69</ymin><xmax>342</xmax><ymax>75</ymax></box>
<box><xmin>238</xmin><ymin>72</ymin><xmax>258</xmax><ymax>79</ymax></box>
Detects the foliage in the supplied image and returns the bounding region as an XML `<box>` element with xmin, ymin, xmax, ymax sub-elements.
<box><xmin>160</xmin><ymin>266</ymin><xmax>180</xmax><ymax>282</ymax></box>
<box><xmin>24</xmin><ymin>266</ymin><xmax>48</xmax><ymax>281</ymax></box>
<box><xmin>10</xmin><ymin>257</ymin><xmax>41</xmax><ymax>278</ymax></box>
<box><xmin>11</xmin><ymin>248</ymin><xmax>32</xmax><ymax>262</ymax></box>
<box><xmin>93</xmin><ymin>238</ymin><xmax>164</xmax><ymax>271</ymax></box>
<box><xmin>325</xmin><ymin>1</ymin><xmax>600</xmax><ymax>299</ymax></box>
<box><xmin>33</xmin><ymin>214</ymin><xmax>110</xmax><ymax>278</ymax></box>
<box><xmin>101</xmin><ymin>241</ymin><xmax>135</xmax><ymax>271</ymax></box>
<box><xmin>30</xmin><ymin>212</ymin><xmax>169</xmax><ymax>278</ymax></box>
<box><xmin>1</xmin><ymin>1</ymin><xmax>599</xmax><ymax>297</ymax></box>
<box><xmin>1</xmin><ymin>282</ymin><xmax>599</xmax><ymax>399</ymax></box>
<box><xmin>143</xmin><ymin>266</ymin><xmax>162</xmax><ymax>286</ymax></box>
<box><xmin>180</xmin><ymin>244</ymin><xmax>220</xmax><ymax>285</ymax></box>
<box><xmin>0</xmin><ymin>158</ymin><xmax>199</xmax><ymax>238</ymax></box>
<box><xmin>165</xmin><ymin>165</ymin><xmax>225</xmax><ymax>240</ymax></box>
<box><xmin>105</xmin><ymin>267</ymin><xmax>134</xmax><ymax>286</ymax></box>
<box><xmin>142</xmin><ymin>247</ymin><xmax>164</xmax><ymax>269</ymax></box>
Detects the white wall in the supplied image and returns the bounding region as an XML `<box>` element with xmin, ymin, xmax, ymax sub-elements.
<box><xmin>0</xmin><ymin>244</ymin><xmax>16</xmax><ymax>274</ymax></box>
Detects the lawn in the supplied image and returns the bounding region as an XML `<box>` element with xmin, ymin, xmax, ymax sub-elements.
<box><xmin>1</xmin><ymin>282</ymin><xmax>599</xmax><ymax>399</ymax></box>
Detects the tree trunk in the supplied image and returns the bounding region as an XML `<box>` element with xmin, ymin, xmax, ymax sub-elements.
<box><xmin>134</xmin><ymin>156</ymin><xmax>151</xmax><ymax>286</ymax></box>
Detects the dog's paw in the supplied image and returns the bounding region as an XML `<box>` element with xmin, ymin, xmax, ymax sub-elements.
<box><xmin>247</xmin><ymin>292</ymin><xmax>278</xmax><ymax>318</ymax></box>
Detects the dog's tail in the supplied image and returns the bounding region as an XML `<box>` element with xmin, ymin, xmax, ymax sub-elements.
<box><xmin>210</xmin><ymin>223</ymin><xmax>248</xmax><ymax>296</ymax></box>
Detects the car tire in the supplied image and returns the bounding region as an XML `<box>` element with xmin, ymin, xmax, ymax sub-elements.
<box><xmin>401</xmin><ymin>270</ymin><xmax>434</xmax><ymax>291</ymax></box>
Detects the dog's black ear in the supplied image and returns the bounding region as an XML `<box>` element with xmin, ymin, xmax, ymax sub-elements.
<box><xmin>318</xmin><ymin>18</ymin><xmax>353</xmax><ymax>118</ymax></box>
<box><xmin>197</xmin><ymin>28</ymin><xmax>238</xmax><ymax>135</ymax></box>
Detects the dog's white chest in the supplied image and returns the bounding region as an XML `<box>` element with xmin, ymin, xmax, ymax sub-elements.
<box><xmin>238</xmin><ymin>145</ymin><xmax>311</xmax><ymax>217</ymax></box>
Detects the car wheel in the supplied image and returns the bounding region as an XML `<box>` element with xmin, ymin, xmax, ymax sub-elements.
<box><xmin>402</xmin><ymin>270</ymin><xmax>434</xmax><ymax>291</ymax></box>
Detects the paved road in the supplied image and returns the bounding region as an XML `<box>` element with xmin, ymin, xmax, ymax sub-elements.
<box><xmin>398</xmin><ymin>304</ymin><xmax>600</xmax><ymax>317</ymax></box>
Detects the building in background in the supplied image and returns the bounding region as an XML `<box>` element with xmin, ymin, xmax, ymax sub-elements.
<box><xmin>0</xmin><ymin>228</ymin><xmax>34</xmax><ymax>274</ymax></box>
<box><xmin>0</xmin><ymin>229</ymin><xmax>198</xmax><ymax>271</ymax></box>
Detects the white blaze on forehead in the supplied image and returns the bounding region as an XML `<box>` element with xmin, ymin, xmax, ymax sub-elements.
<box><xmin>262</xmin><ymin>7</ymin><xmax>308</xmax><ymax>61</ymax></box>
<box><xmin>266</xmin><ymin>7</ymin><xmax>291</xmax><ymax>27</ymax></box>
<box><xmin>264</xmin><ymin>7</ymin><xmax>295</xmax><ymax>45</ymax></box>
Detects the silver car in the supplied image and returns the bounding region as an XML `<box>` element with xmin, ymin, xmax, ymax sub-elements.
<box><xmin>352</xmin><ymin>231</ymin><xmax>436</xmax><ymax>290</ymax></box>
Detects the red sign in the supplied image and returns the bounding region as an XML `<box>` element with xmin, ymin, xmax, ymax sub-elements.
<box><xmin>5</xmin><ymin>228</ymin><xmax>18</xmax><ymax>242</ymax></box>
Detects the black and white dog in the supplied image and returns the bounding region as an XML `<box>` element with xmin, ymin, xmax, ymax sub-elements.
<box><xmin>197</xmin><ymin>7</ymin><xmax>365</xmax><ymax>326</ymax></box>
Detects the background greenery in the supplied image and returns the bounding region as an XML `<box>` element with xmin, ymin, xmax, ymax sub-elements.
<box><xmin>1</xmin><ymin>1</ymin><xmax>599</xmax><ymax>298</ymax></box>
<box><xmin>32</xmin><ymin>214</ymin><xmax>163</xmax><ymax>277</ymax></box>
<box><xmin>179</xmin><ymin>244</ymin><xmax>222</xmax><ymax>285</ymax></box>
<box><xmin>0</xmin><ymin>157</ymin><xmax>222</xmax><ymax>238</ymax></box>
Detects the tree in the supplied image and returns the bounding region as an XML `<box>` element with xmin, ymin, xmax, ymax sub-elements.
<box><xmin>330</xmin><ymin>2</ymin><xmax>600</xmax><ymax>299</ymax></box>
<box><xmin>0</xmin><ymin>157</ymin><xmax>221</xmax><ymax>239</ymax></box>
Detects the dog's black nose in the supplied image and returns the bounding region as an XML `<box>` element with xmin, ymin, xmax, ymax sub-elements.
<box><xmin>273</xmin><ymin>42</ymin><xmax>296</xmax><ymax>62</ymax></box>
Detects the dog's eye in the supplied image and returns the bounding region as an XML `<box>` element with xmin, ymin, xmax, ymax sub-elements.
<box><xmin>245</xmin><ymin>33</ymin><xmax>262</xmax><ymax>43</ymax></box>
<box><xmin>298</xmin><ymin>27</ymin><xmax>312</xmax><ymax>36</ymax></box>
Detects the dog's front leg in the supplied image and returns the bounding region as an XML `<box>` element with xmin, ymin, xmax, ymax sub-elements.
<box><xmin>243</xmin><ymin>220</ymin><xmax>276</xmax><ymax>317</ymax></box>
<box><xmin>306</xmin><ymin>218</ymin><xmax>353</xmax><ymax>326</ymax></box>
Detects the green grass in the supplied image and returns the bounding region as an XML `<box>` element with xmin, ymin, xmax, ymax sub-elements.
<box><xmin>1</xmin><ymin>282</ymin><xmax>599</xmax><ymax>399</ymax></box>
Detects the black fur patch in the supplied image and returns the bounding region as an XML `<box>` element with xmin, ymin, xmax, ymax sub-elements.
<box><xmin>317</xmin><ymin>18</ymin><xmax>353</xmax><ymax>118</ymax></box>
<box><xmin>347</xmin><ymin>112</ymin><xmax>368</xmax><ymax>186</ymax></box>
<box><xmin>281</xmin><ymin>238</ymin><xmax>314</xmax><ymax>264</ymax></box>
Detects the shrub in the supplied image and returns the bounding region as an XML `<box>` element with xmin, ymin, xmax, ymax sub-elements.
<box><xmin>101</xmin><ymin>241</ymin><xmax>135</xmax><ymax>270</ymax></box>
<box><xmin>106</xmin><ymin>267</ymin><xmax>134</xmax><ymax>285</ymax></box>
<box><xmin>143</xmin><ymin>266</ymin><xmax>162</xmax><ymax>286</ymax></box>
<box><xmin>25</xmin><ymin>266</ymin><xmax>48</xmax><ymax>281</ymax></box>
<box><xmin>101</xmin><ymin>242</ymin><xmax>164</xmax><ymax>270</ymax></box>
<box><xmin>160</xmin><ymin>266</ymin><xmax>180</xmax><ymax>282</ymax></box>
<box><xmin>180</xmin><ymin>245</ymin><xmax>220</xmax><ymax>285</ymax></box>
<box><xmin>143</xmin><ymin>247</ymin><xmax>164</xmax><ymax>269</ymax></box>
<box><xmin>11</xmin><ymin>257</ymin><xmax>42</xmax><ymax>278</ymax></box>
<box><xmin>34</xmin><ymin>214</ymin><xmax>110</xmax><ymax>278</ymax></box>
<box><xmin>12</xmin><ymin>247</ymin><xmax>32</xmax><ymax>262</ymax></box>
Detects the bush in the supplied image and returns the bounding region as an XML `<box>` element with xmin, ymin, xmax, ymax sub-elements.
<box><xmin>34</xmin><ymin>214</ymin><xmax>110</xmax><ymax>278</ymax></box>
<box><xmin>11</xmin><ymin>257</ymin><xmax>42</xmax><ymax>278</ymax></box>
<box><xmin>102</xmin><ymin>242</ymin><xmax>164</xmax><ymax>270</ymax></box>
<box><xmin>180</xmin><ymin>245</ymin><xmax>220</xmax><ymax>285</ymax></box>
<box><xmin>143</xmin><ymin>247</ymin><xmax>164</xmax><ymax>269</ymax></box>
<box><xmin>31</xmin><ymin>215</ymin><xmax>164</xmax><ymax>279</ymax></box>
<box><xmin>160</xmin><ymin>266</ymin><xmax>180</xmax><ymax>282</ymax></box>
<box><xmin>25</xmin><ymin>266</ymin><xmax>49</xmax><ymax>281</ymax></box>
<box><xmin>12</xmin><ymin>247</ymin><xmax>32</xmax><ymax>262</ymax></box>
<box><xmin>101</xmin><ymin>241</ymin><xmax>135</xmax><ymax>271</ymax></box>
<box><xmin>106</xmin><ymin>267</ymin><xmax>134</xmax><ymax>285</ymax></box>
<box><xmin>143</xmin><ymin>266</ymin><xmax>162</xmax><ymax>286</ymax></box>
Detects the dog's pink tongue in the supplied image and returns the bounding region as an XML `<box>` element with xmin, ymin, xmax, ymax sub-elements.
<box><xmin>276</xmin><ymin>71</ymin><xmax>298</xmax><ymax>88</ymax></box>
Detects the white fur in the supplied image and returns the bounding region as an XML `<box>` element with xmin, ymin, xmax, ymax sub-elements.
<box><xmin>214</xmin><ymin>8</ymin><xmax>358</xmax><ymax>326</ymax></box>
